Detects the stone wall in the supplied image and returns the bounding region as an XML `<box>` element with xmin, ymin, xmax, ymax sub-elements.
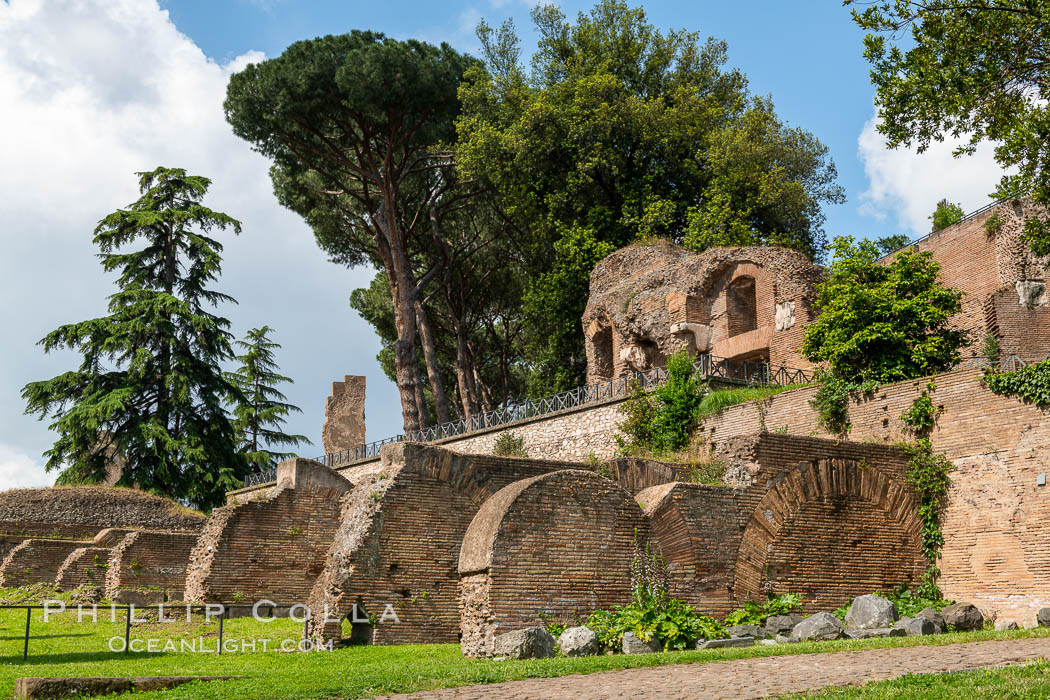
<box><xmin>0</xmin><ymin>487</ymin><xmax>204</xmax><ymax>537</ymax></box>
<box><xmin>323</xmin><ymin>375</ymin><xmax>366</xmax><ymax>453</ymax></box>
<box><xmin>104</xmin><ymin>531</ymin><xmax>200</xmax><ymax>599</ymax></box>
<box><xmin>458</xmin><ymin>470</ymin><xmax>650</xmax><ymax>657</ymax></box>
<box><xmin>304</xmin><ymin>444</ymin><xmax>585</xmax><ymax>646</ymax></box>
<box><xmin>54</xmin><ymin>546</ymin><xmax>113</xmax><ymax>590</ymax></box>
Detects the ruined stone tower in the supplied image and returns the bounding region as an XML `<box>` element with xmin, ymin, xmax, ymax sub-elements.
<box><xmin>322</xmin><ymin>375</ymin><xmax>366</xmax><ymax>453</ymax></box>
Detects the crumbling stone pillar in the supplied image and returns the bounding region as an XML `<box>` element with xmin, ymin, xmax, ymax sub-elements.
<box><xmin>322</xmin><ymin>375</ymin><xmax>366</xmax><ymax>453</ymax></box>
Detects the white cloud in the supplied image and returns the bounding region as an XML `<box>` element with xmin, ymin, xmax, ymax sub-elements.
<box><xmin>857</xmin><ymin>109</ymin><xmax>1008</xmax><ymax>235</ymax></box>
<box><xmin>0</xmin><ymin>445</ymin><xmax>53</xmax><ymax>490</ymax></box>
<box><xmin>0</xmin><ymin>0</ymin><xmax>401</xmax><ymax>491</ymax></box>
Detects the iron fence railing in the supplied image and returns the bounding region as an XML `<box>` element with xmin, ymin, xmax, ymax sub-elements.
<box><xmin>241</xmin><ymin>351</ymin><xmax>1050</xmax><ymax>487</ymax></box>
<box><xmin>880</xmin><ymin>197</ymin><xmax>1014</xmax><ymax>260</ymax></box>
<box><xmin>2</xmin><ymin>602</ymin><xmax>303</xmax><ymax>661</ymax></box>
<box><xmin>240</xmin><ymin>354</ymin><xmax>811</xmax><ymax>486</ymax></box>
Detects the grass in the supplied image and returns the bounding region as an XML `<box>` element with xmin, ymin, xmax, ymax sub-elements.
<box><xmin>1</xmin><ymin>606</ymin><xmax>1047</xmax><ymax>699</ymax></box>
<box><xmin>696</xmin><ymin>383</ymin><xmax>808</xmax><ymax>420</ymax></box>
<box><xmin>787</xmin><ymin>659</ymin><xmax>1050</xmax><ymax>698</ymax></box>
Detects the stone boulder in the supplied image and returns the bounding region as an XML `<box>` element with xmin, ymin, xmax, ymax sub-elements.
<box><xmin>697</xmin><ymin>637</ymin><xmax>754</xmax><ymax>649</ymax></box>
<box><xmin>792</xmin><ymin>612</ymin><xmax>845</xmax><ymax>642</ymax></box>
<box><xmin>622</xmin><ymin>632</ymin><xmax>662</xmax><ymax>654</ymax></box>
<box><xmin>846</xmin><ymin>628</ymin><xmax>905</xmax><ymax>639</ymax></box>
<box><xmin>726</xmin><ymin>624</ymin><xmax>763</xmax><ymax>639</ymax></box>
<box><xmin>1037</xmin><ymin>608</ymin><xmax>1050</xmax><ymax>628</ymax></box>
<box><xmin>845</xmin><ymin>594</ymin><xmax>898</xmax><ymax>630</ymax></box>
<box><xmin>916</xmin><ymin>608</ymin><xmax>947</xmax><ymax>634</ymax></box>
<box><xmin>764</xmin><ymin>614</ymin><xmax>804</xmax><ymax>638</ymax></box>
<box><xmin>995</xmin><ymin>620</ymin><xmax>1019</xmax><ymax>631</ymax></box>
<box><xmin>892</xmin><ymin>616</ymin><xmax>935</xmax><ymax>636</ymax></box>
<box><xmin>942</xmin><ymin>603</ymin><xmax>984</xmax><ymax>632</ymax></box>
<box><xmin>494</xmin><ymin>627</ymin><xmax>555</xmax><ymax>660</ymax></box>
<box><xmin>558</xmin><ymin>626</ymin><xmax>598</xmax><ymax>657</ymax></box>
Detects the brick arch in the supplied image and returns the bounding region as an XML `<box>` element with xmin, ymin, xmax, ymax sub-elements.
<box><xmin>686</xmin><ymin>260</ymin><xmax>775</xmax><ymax>322</ymax></box>
<box><xmin>734</xmin><ymin>459</ymin><xmax>924</xmax><ymax>608</ymax></box>
<box><xmin>458</xmin><ymin>469</ymin><xmax>650</xmax><ymax>657</ymax></box>
<box><xmin>584</xmin><ymin>314</ymin><xmax>618</xmax><ymax>382</ymax></box>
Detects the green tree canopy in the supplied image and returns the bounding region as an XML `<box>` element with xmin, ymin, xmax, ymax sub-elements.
<box><xmin>458</xmin><ymin>0</ymin><xmax>844</xmax><ymax>393</ymax></box>
<box><xmin>849</xmin><ymin>0</ymin><xmax>1050</xmax><ymax>249</ymax></box>
<box><xmin>225</xmin><ymin>31</ymin><xmax>479</xmax><ymax>433</ymax></box>
<box><xmin>227</xmin><ymin>326</ymin><xmax>310</xmax><ymax>470</ymax></box>
<box><xmin>801</xmin><ymin>236</ymin><xmax>966</xmax><ymax>384</ymax></box>
<box><xmin>930</xmin><ymin>198</ymin><xmax>964</xmax><ymax>232</ymax></box>
<box><xmin>22</xmin><ymin>168</ymin><xmax>247</xmax><ymax>510</ymax></box>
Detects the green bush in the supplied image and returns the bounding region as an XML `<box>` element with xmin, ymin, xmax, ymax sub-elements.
<box><xmin>883</xmin><ymin>583</ymin><xmax>953</xmax><ymax>618</ymax></box>
<box><xmin>493</xmin><ymin>432</ymin><xmax>528</xmax><ymax>458</ymax></box>
<box><xmin>900</xmin><ymin>383</ymin><xmax>941</xmax><ymax>435</ymax></box>
<box><xmin>617</xmin><ymin>349</ymin><xmax>707</xmax><ymax>453</ymax></box>
<box><xmin>723</xmin><ymin>593</ymin><xmax>803</xmax><ymax>627</ymax></box>
<box><xmin>587</xmin><ymin>534</ymin><xmax>725</xmax><ymax>651</ymax></box>
<box><xmin>930</xmin><ymin>199</ymin><xmax>965</xmax><ymax>231</ymax></box>
<box><xmin>985</xmin><ymin>359</ymin><xmax>1050</xmax><ymax>407</ymax></box>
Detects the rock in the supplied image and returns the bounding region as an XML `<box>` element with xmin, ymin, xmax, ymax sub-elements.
<box><xmin>726</xmin><ymin>624</ymin><xmax>763</xmax><ymax>639</ymax></box>
<box><xmin>845</xmin><ymin>594</ymin><xmax>898</xmax><ymax>630</ymax></box>
<box><xmin>846</xmin><ymin>627</ymin><xmax>905</xmax><ymax>639</ymax></box>
<box><xmin>493</xmin><ymin>627</ymin><xmax>555</xmax><ymax>660</ymax></box>
<box><xmin>1037</xmin><ymin>608</ymin><xmax>1050</xmax><ymax>628</ymax></box>
<box><xmin>557</xmin><ymin>626</ymin><xmax>598</xmax><ymax>657</ymax></box>
<box><xmin>697</xmin><ymin>636</ymin><xmax>754</xmax><ymax>649</ymax></box>
<box><xmin>892</xmin><ymin>616</ymin><xmax>935</xmax><ymax>636</ymax></box>
<box><xmin>943</xmin><ymin>603</ymin><xmax>984</xmax><ymax>632</ymax></box>
<box><xmin>916</xmin><ymin>608</ymin><xmax>947</xmax><ymax>634</ymax></box>
<box><xmin>774</xmin><ymin>634</ymin><xmax>799</xmax><ymax>644</ymax></box>
<box><xmin>621</xmin><ymin>632</ymin><xmax>662</xmax><ymax>654</ymax></box>
<box><xmin>764</xmin><ymin>614</ymin><xmax>804</xmax><ymax>638</ymax></box>
<box><xmin>792</xmin><ymin>612</ymin><xmax>845</xmax><ymax>641</ymax></box>
<box><xmin>69</xmin><ymin>585</ymin><xmax>102</xmax><ymax>606</ymax></box>
<box><xmin>995</xmin><ymin>620</ymin><xmax>1019</xmax><ymax>631</ymax></box>
<box><xmin>759</xmin><ymin>638</ymin><xmax>779</xmax><ymax>646</ymax></box>
<box><xmin>111</xmin><ymin>589</ymin><xmax>164</xmax><ymax>606</ymax></box>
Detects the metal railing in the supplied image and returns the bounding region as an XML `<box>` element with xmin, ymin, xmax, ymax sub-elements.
<box><xmin>3</xmin><ymin>602</ymin><xmax>297</xmax><ymax>661</ymax></box>
<box><xmin>240</xmin><ymin>353</ymin><xmax>812</xmax><ymax>486</ymax></box>
<box><xmin>961</xmin><ymin>353</ymin><xmax>1050</xmax><ymax>371</ymax></box>
<box><xmin>880</xmin><ymin>197</ymin><xmax>1013</xmax><ymax>259</ymax></box>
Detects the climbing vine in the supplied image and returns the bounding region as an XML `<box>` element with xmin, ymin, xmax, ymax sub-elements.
<box><xmin>984</xmin><ymin>359</ymin><xmax>1050</xmax><ymax>407</ymax></box>
<box><xmin>904</xmin><ymin>437</ymin><xmax>954</xmax><ymax>599</ymax></box>
<box><xmin>900</xmin><ymin>382</ymin><xmax>942</xmax><ymax>435</ymax></box>
<box><xmin>810</xmin><ymin>373</ymin><xmax>878</xmax><ymax>436</ymax></box>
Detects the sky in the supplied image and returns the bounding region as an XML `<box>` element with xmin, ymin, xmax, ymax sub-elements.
<box><xmin>0</xmin><ymin>0</ymin><xmax>1006</xmax><ymax>490</ymax></box>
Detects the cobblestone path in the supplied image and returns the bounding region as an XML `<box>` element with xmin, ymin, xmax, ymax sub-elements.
<box><xmin>386</xmin><ymin>637</ymin><xmax>1050</xmax><ymax>699</ymax></box>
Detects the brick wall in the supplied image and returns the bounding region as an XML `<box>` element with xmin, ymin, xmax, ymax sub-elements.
<box><xmin>304</xmin><ymin>444</ymin><xmax>581</xmax><ymax>646</ymax></box>
<box><xmin>183</xmin><ymin>485</ymin><xmax>345</xmax><ymax>604</ymax></box>
<box><xmin>104</xmin><ymin>531</ymin><xmax>200</xmax><ymax>599</ymax></box>
<box><xmin>639</xmin><ymin>436</ymin><xmax>923</xmax><ymax>618</ymax></box>
<box><xmin>0</xmin><ymin>539</ymin><xmax>92</xmax><ymax>587</ymax></box>
<box><xmin>458</xmin><ymin>470</ymin><xmax>651</xmax><ymax>657</ymax></box>
<box><xmin>985</xmin><ymin>287</ymin><xmax>1050</xmax><ymax>357</ymax></box>
<box><xmin>55</xmin><ymin>546</ymin><xmax>113</xmax><ymax>590</ymax></box>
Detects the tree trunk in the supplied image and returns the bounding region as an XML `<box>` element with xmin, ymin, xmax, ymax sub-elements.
<box><xmin>453</xmin><ymin>318</ymin><xmax>480</xmax><ymax>423</ymax></box>
<box><xmin>414</xmin><ymin>300</ymin><xmax>451</xmax><ymax>424</ymax></box>
<box><xmin>414</xmin><ymin>360</ymin><xmax>430</xmax><ymax>432</ymax></box>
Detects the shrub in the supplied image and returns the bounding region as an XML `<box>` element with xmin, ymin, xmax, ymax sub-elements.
<box><xmin>900</xmin><ymin>382</ymin><xmax>942</xmax><ymax>435</ymax></box>
<box><xmin>587</xmin><ymin>533</ymin><xmax>725</xmax><ymax>651</ymax></box>
<box><xmin>723</xmin><ymin>593</ymin><xmax>802</xmax><ymax>627</ymax></box>
<box><xmin>493</xmin><ymin>432</ymin><xmax>528</xmax><ymax>458</ymax></box>
<box><xmin>984</xmin><ymin>358</ymin><xmax>1050</xmax><ymax>407</ymax></box>
<box><xmin>616</xmin><ymin>349</ymin><xmax>708</xmax><ymax>453</ymax></box>
<box><xmin>930</xmin><ymin>199</ymin><xmax>965</xmax><ymax>231</ymax></box>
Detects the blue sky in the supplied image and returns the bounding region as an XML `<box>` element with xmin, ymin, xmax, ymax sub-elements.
<box><xmin>0</xmin><ymin>0</ymin><xmax>1005</xmax><ymax>489</ymax></box>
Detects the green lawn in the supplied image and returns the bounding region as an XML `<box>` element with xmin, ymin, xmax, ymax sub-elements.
<box><xmin>792</xmin><ymin>660</ymin><xmax>1050</xmax><ymax>698</ymax></box>
<box><xmin>2</xmin><ymin>607</ymin><xmax>1049</xmax><ymax>699</ymax></box>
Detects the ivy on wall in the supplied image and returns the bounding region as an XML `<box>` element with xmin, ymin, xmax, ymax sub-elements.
<box><xmin>984</xmin><ymin>359</ymin><xmax>1050</xmax><ymax>407</ymax></box>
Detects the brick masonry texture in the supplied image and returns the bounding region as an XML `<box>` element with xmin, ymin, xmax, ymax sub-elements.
<box><xmin>54</xmin><ymin>546</ymin><xmax>114</xmax><ymax>590</ymax></box>
<box><xmin>0</xmin><ymin>539</ymin><xmax>93</xmax><ymax>587</ymax></box>
<box><xmin>637</xmin><ymin>436</ymin><xmax>922</xmax><ymax>618</ymax></box>
<box><xmin>581</xmin><ymin>242</ymin><xmax>822</xmax><ymax>383</ymax></box>
<box><xmin>183</xmin><ymin>484</ymin><xmax>346</xmax><ymax>605</ymax></box>
<box><xmin>457</xmin><ymin>470</ymin><xmax>651</xmax><ymax>657</ymax></box>
<box><xmin>304</xmin><ymin>444</ymin><xmax>585</xmax><ymax>646</ymax></box>
<box><xmin>104</xmin><ymin>531</ymin><xmax>200</xmax><ymax>599</ymax></box>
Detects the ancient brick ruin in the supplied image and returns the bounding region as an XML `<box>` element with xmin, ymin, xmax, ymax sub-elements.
<box><xmin>582</xmin><ymin>243</ymin><xmax>822</xmax><ymax>382</ymax></box>
<box><xmin>7</xmin><ymin>198</ymin><xmax>1050</xmax><ymax>654</ymax></box>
